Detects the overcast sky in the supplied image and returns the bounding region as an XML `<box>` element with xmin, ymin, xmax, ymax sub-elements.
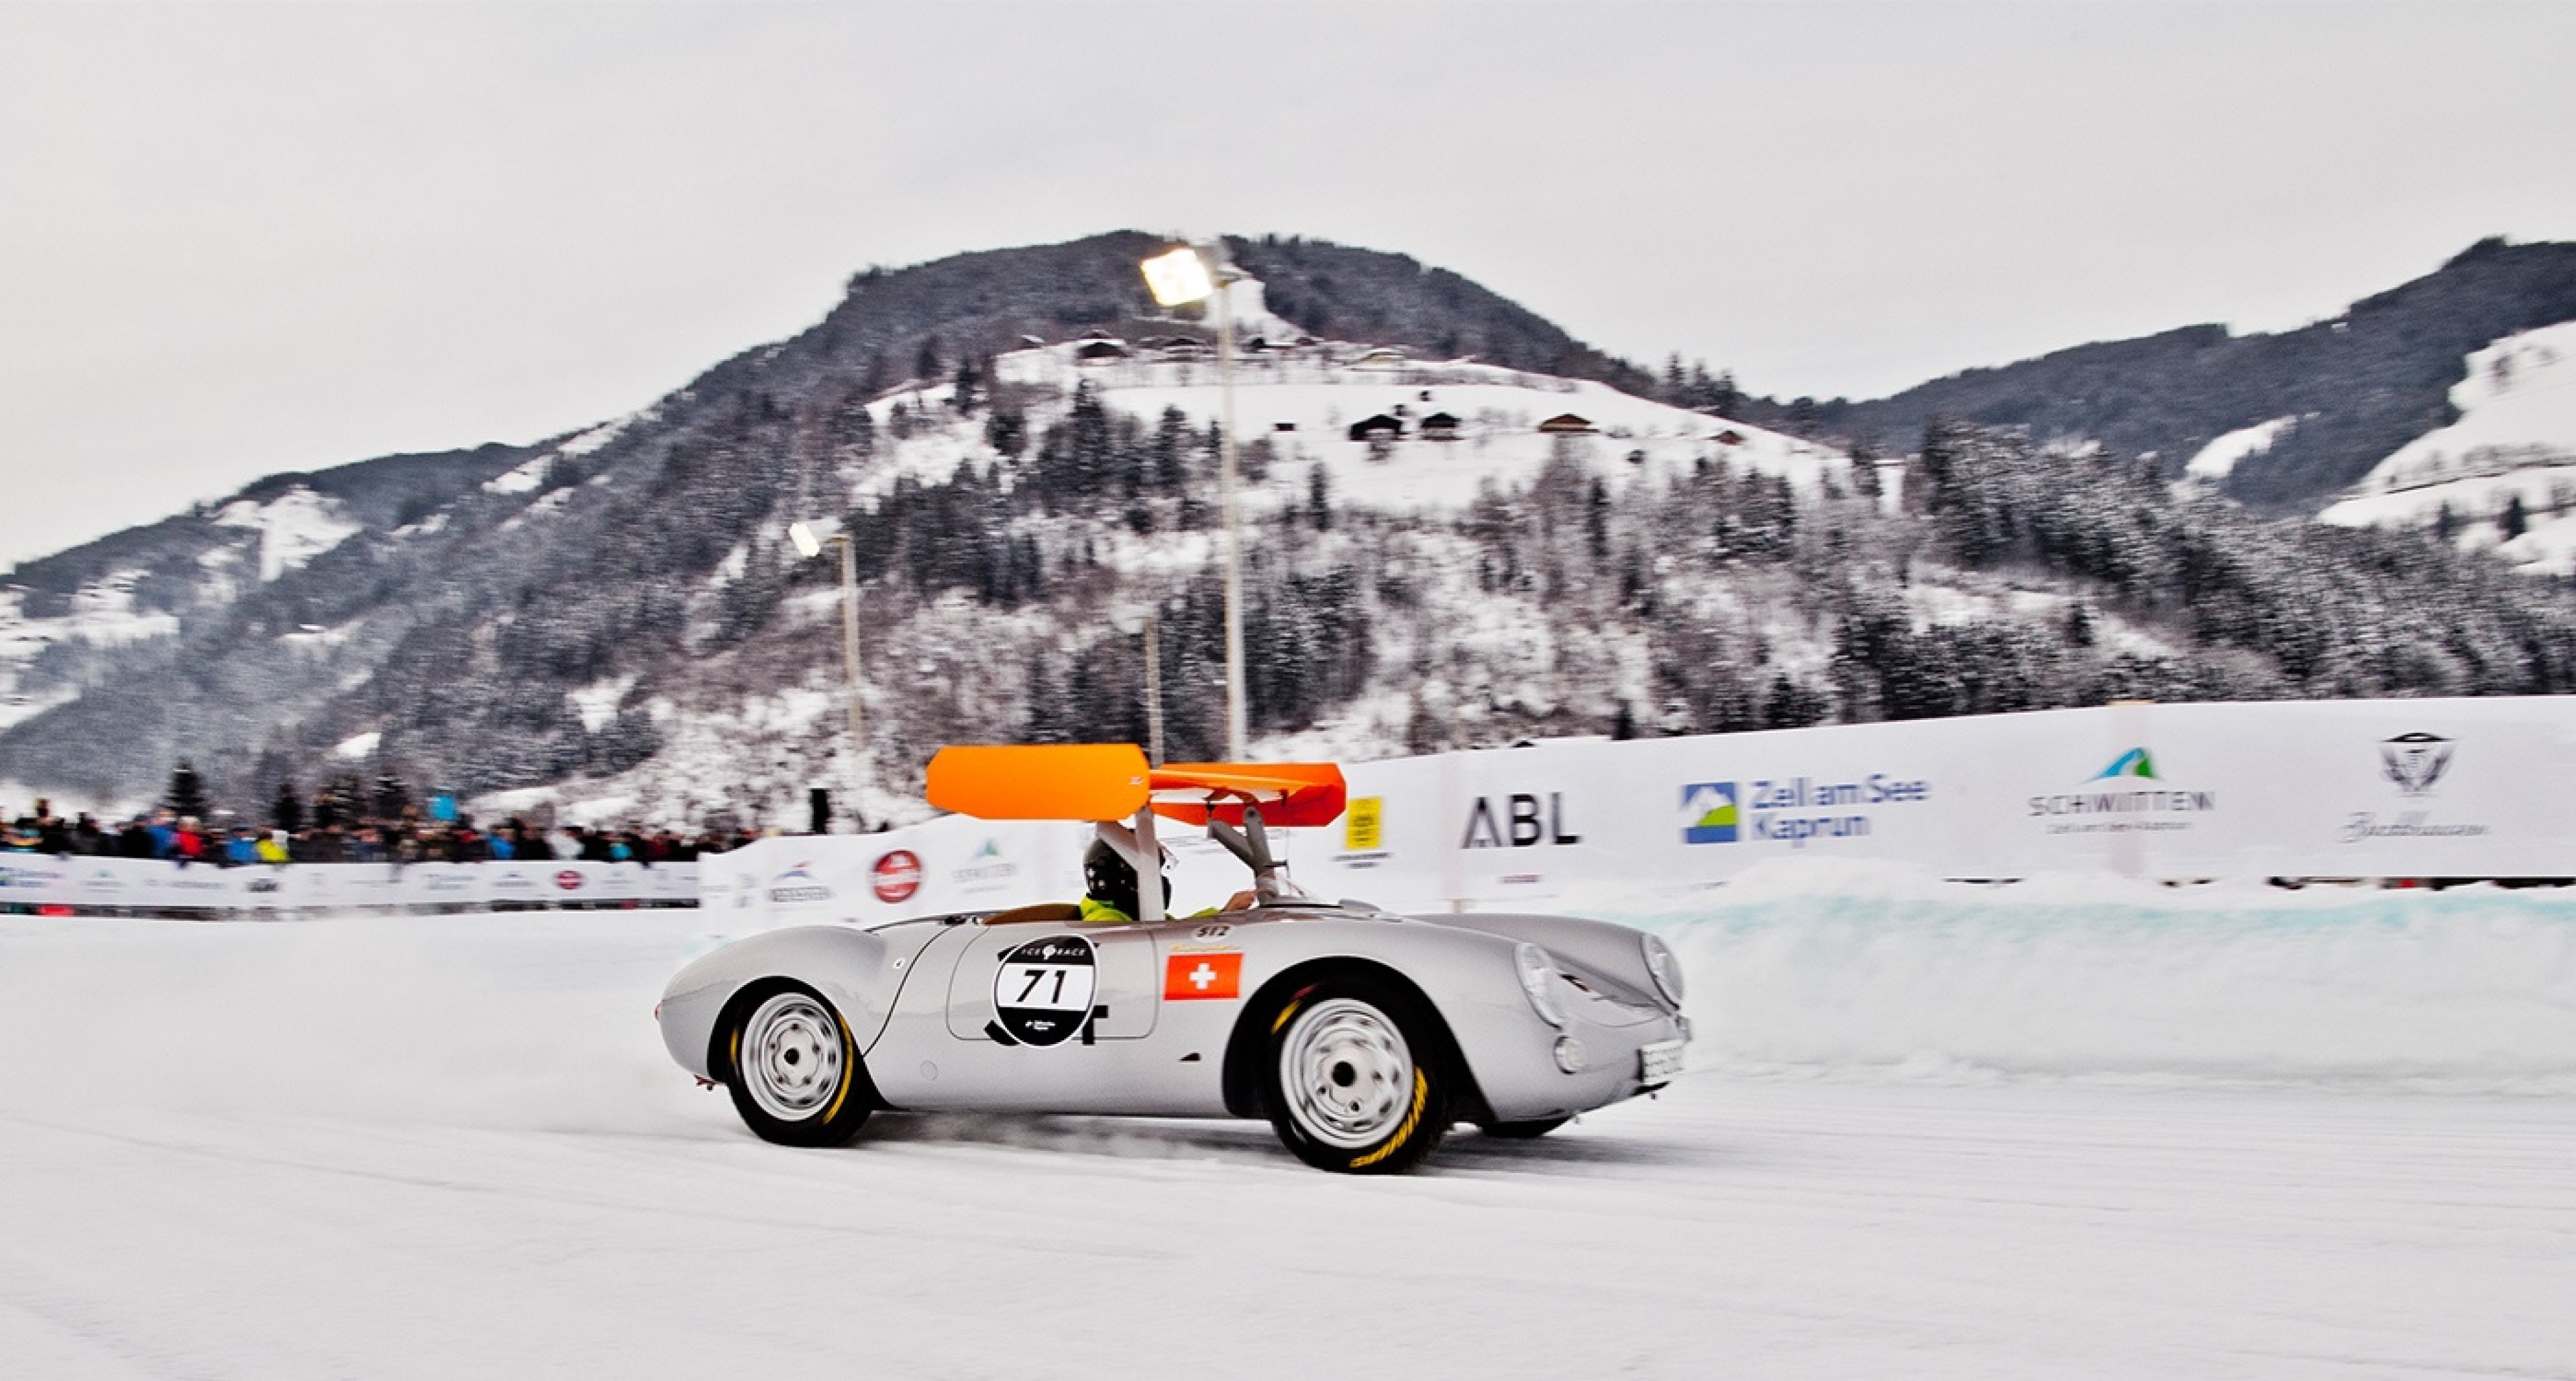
<box><xmin>4</xmin><ymin>1</ymin><xmax>2573</xmax><ymax>569</ymax></box>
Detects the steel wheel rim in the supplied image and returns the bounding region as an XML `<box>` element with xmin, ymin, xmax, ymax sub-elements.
<box><xmin>741</xmin><ymin>991</ymin><xmax>846</xmax><ymax>1122</ymax></box>
<box><xmin>1279</xmin><ymin>998</ymin><xmax>1415</xmax><ymax>1149</ymax></box>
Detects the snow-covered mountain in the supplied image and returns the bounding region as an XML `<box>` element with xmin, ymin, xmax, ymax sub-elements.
<box><xmin>7</xmin><ymin>232</ymin><xmax>2574</xmax><ymax>829</ymax></box>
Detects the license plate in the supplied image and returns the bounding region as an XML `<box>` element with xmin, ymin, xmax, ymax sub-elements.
<box><xmin>1638</xmin><ymin>1039</ymin><xmax>1686</xmax><ymax>1084</ymax></box>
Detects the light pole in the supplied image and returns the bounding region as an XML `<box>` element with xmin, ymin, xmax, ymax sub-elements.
<box><xmin>1112</xmin><ymin>606</ymin><xmax>1163</xmax><ymax>766</ymax></box>
<box><xmin>789</xmin><ymin>519</ymin><xmax>865</xmax><ymax>828</ymax></box>
<box><xmin>1141</xmin><ymin>242</ymin><xmax>1248</xmax><ymax>760</ymax></box>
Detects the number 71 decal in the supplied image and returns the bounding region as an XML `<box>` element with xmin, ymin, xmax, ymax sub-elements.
<box><xmin>992</xmin><ymin>935</ymin><xmax>1098</xmax><ymax>1046</ymax></box>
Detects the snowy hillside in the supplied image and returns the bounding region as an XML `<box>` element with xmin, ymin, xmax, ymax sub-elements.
<box><xmin>2320</xmin><ymin>321</ymin><xmax>2576</xmax><ymax>572</ymax></box>
<box><xmin>9</xmin><ymin>229</ymin><xmax>2576</xmax><ymax>832</ymax></box>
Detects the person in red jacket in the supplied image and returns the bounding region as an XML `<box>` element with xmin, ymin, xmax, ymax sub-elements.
<box><xmin>169</xmin><ymin>816</ymin><xmax>208</xmax><ymax>867</ymax></box>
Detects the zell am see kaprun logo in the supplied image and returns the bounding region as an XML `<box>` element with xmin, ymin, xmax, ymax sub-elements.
<box><xmin>2027</xmin><ymin>748</ymin><xmax>2214</xmax><ymax>835</ymax></box>
<box><xmin>2345</xmin><ymin>732</ymin><xmax>2489</xmax><ymax>843</ymax></box>
<box><xmin>1682</xmin><ymin>772</ymin><xmax>1931</xmax><ymax>848</ymax></box>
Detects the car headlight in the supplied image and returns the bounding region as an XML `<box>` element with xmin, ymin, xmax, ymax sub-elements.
<box><xmin>1641</xmin><ymin>933</ymin><xmax>1685</xmax><ymax>1007</ymax></box>
<box><xmin>1515</xmin><ymin>942</ymin><xmax>1567</xmax><ymax>1027</ymax></box>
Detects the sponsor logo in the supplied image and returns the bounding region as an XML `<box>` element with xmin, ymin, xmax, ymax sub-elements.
<box><xmin>1344</xmin><ymin>797</ymin><xmax>1383</xmax><ymax>852</ymax></box>
<box><xmin>0</xmin><ymin>864</ymin><xmax>66</xmax><ymax>891</ymax></box>
<box><xmin>1682</xmin><ymin>782</ymin><xmax>1739</xmax><ymax>844</ymax></box>
<box><xmin>950</xmin><ymin>837</ymin><xmax>1020</xmax><ymax>892</ymax></box>
<box><xmin>1333</xmin><ymin>795</ymin><xmax>1391</xmax><ymax>870</ymax></box>
<box><xmin>2344</xmin><ymin>732</ymin><xmax>2489</xmax><ymax>843</ymax></box>
<box><xmin>555</xmin><ymin>870</ymin><xmax>587</xmax><ymax>892</ymax></box>
<box><xmin>492</xmin><ymin>871</ymin><xmax>535</xmax><ymax>891</ymax></box>
<box><xmin>765</xmin><ymin>864</ymin><xmax>830</xmax><ymax>905</ymax></box>
<box><xmin>2380</xmin><ymin>732</ymin><xmax>2453</xmax><ymax>797</ymax></box>
<box><xmin>1462</xmin><ymin>792</ymin><xmax>1582</xmax><ymax>849</ymax></box>
<box><xmin>991</xmin><ymin>935</ymin><xmax>1097</xmax><ymax>1047</ymax></box>
<box><xmin>2028</xmin><ymin>748</ymin><xmax>2214</xmax><ymax>835</ymax></box>
<box><xmin>1686</xmin><ymin>774</ymin><xmax>1933</xmax><ymax>848</ymax></box>
<box><xmin>1163</xmin><ymin>950</ymin><xmax>1243</xmax><ymax>1001</ymax></box>
<box><xmin>244</xmin><ymin>876</ymin><xmax>282</xmax><ymax>894</ymax></box>
<box><xmin>424</xmin><ymin>872</ymin><xmax>471</xmax><ymax>892</ymax></box>
<box><xmin>871</xmin><ymin>850</ymin><xmax>922</xmax><ymax>904</ymax></box>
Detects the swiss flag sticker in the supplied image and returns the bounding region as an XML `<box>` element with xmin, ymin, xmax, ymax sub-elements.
<box><xmin>1163</xmin><ymin>951</ymin><xmax>1243</xmax><ymax>1001</ymax></box>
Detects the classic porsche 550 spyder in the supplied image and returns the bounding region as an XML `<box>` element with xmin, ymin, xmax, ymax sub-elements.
<box><xmin>656</xmin><ymin>744</ymin><xmax>1689</xmax><ymax>1174</ymax></box>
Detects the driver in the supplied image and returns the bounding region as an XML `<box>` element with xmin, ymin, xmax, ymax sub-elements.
<box><xmin>1079</xmin><ymin>837</ymin><xmax>1169</xmax><ymax>924</ymax></box>
<box><xmin>1078</xmin><ymin>837</ymin><xmax>1258</xmax><ymax>923</ymax></box>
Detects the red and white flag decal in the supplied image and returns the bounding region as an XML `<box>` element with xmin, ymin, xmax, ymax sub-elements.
<box><xmin>1163</xmin><ymin>951</ymin><xmax>1243</xmax><ymax>1001</ymax></box>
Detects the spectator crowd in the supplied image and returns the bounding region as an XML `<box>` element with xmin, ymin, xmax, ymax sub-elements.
<box><xmin>3</xmin><ymin>797</ymin><xmax>754</xmax><ymax>868</ymax></box>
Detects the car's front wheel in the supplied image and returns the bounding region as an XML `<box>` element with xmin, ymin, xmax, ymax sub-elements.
<box><xmin>722</xmin><ymin>982</ymin><xmax>873</xmax><ymax>1147</ymax></box>
<box><xmin>1262</xmin><ymin>978</ymin><xmax>1451</xmax><ymax>1174</ymax></box>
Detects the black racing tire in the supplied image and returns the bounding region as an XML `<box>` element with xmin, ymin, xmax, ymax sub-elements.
<box><xmin>1260</xmin><ymin>975</ymin><xmax>1452</xmax><ymax>1174</ymax></box>
<box><xmin>1479</xmin><ymin>1117</ymin><xmax>1570</xmax><ymax>1140</ymax></box>
<box><xmin>720</xmin><ymin>980</ymin><xmax>873</xmax><ymax>1147</ymax></box>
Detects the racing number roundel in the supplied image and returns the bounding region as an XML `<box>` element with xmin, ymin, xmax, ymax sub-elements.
<box><xmin>871</xmin><ymin>850</ymin><xmax>922</xmax><ymax>903</ymax></box>
<box><xmin>993</xmin><ymin>935</ymin><xmax>1097</xmax><ymax>1047</ymax></box>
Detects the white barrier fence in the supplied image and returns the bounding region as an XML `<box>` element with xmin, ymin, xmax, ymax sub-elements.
<box><xmin>12</xmin><ymin>697</ymin><xmax>2567</xmax><ymax>922</ymax></box>
<box><xmin>0</xmin><ymin>856</ymin><xmax>700</xmax><ymax>913</ymax></box>
<box><xmin>704</xmin><ymin>696</ymin><xmax>2576</xmax><ymax>928</ymax></box>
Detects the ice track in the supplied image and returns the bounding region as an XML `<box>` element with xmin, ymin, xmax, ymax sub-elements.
<box><xmin>2</xmin><ymin>898</ymin><xmax>2573</xmax><ymax>1380</ymax></box>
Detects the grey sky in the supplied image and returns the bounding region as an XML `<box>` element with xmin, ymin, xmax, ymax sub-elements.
<box><xmin>4</xmin><ymin>1</ymin><xmax>2573</xmax><ymax>568</ymax></box>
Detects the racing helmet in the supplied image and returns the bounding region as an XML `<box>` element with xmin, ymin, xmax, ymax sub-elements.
<box><xmin>1083</xmin><ymin>837</ymin><xmax>1173</xmax><ymax>917</ymax></box>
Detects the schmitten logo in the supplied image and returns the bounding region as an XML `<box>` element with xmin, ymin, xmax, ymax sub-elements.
<box><xmin>2028</xmin><ymin>747</ymin><xmax>2216</xmax><ymax>835</ymax></box>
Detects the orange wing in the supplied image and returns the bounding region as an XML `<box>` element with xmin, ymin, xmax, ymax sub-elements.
<box><xmin>1150</xmin><ymin>762</ymin><xmax>1347</xmax><ymax>827</ymax></box>
<box><xmin>925</xmin><ymin>744</ymin><xmax>1150</xmax><ymax>821</ymax></box>
<box><xmin>924</xmin><ymin>745</ymin><xmax>1346</xmax><ymax>827</ymax></box>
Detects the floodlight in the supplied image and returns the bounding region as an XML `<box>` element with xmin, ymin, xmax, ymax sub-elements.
<box><xmin>1141</xmin><ymin>246</ymin><xmax>1217</xmax><ymax>307</ymax></box>
<box><xmin>788</xmin><ymin>521</ymin><xmax>824</xmax><ymax>559</ymax></box>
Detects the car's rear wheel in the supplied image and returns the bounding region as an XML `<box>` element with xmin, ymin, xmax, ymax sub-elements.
<box><xmin>1263</xmin><ymin>978</ymin><xmax>1450</xmax><ymax>1174</ymax></box>
<box><xmin>1480</xmin><ymin>1117</ymin><xmax>1570</xmax><ymax>1139</ymax></box>
<box><xmin>722</xmin><ymin>982</ymin><xmax>872</xmax><ymax>1147</ymax></box>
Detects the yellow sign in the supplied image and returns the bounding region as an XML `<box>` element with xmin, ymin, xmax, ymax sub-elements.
<box><xmin>1345</xmin><ymin>796</ymin><xmax>1383</xmax><ymax>852</ymax></box>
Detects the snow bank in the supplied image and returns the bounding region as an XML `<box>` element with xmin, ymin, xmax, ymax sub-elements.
<box><xmin>1593</xmin><ymin>861</ymin><xmax>2576</xmax><ymax>1089</ymax></box>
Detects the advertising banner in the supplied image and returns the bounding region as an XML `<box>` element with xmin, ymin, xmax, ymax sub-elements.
<box><xmin>8</xmin><ymin>696</ymin><xmax>2571</xmax><ymax>919</ymax></box>
<box><xmin>0</xmin><ymin>857</ymin><xmax>700</xmax><ymax>916</ymax></box>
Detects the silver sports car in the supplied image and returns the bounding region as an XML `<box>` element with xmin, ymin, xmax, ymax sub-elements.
<box><xmin>656</xmin><ymin>745</ymin><xmax>1689</xmax><ymax>1174</ymax></box>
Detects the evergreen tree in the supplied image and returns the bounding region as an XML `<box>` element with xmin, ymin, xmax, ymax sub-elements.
<box><xmin>162</xmin><ymin>761</ymin><xmax>212</xmax><ymax>820</ymax></box>
<box><xmin>914</xmin><ymin>335</ymin><xmax>943</xmax><ymax>383</ymax></box>
<box><xmin>951</xmin><ymin>354</ymin><xmax>982</xmax><ymax>414</ymax></box>
<box><xmin>1307</xmin><ymin>463</ymin><xmax>1334</xmax><ymax>530</ymax></box>
<box><xmin>2502</xmin><ymin>493</ymin><xmax>2528</xmax><ymax>540</ymax></box>
<box><xmin>983</xmin><ymin>405</ymin><xmax>1026</xmax><ymax>459</ymax></box>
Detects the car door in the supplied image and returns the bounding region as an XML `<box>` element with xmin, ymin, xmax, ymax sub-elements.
<box><xmin>912</xmin><ymin>919</ymin><xmax>1177</xmax><ymax>1113</ymax></box>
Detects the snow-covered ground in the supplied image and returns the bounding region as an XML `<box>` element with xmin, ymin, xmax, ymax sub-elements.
<box><xmin>3</xmin><ymin>870</ymin><xmax>2571</xmax><ymax>1377</ymax></box>
<box><xmin>2322</xmin><ymin>322</ymin><xmax>2576</xmax><ymax>573</ymax></box>
<box><xmin>2184</xmin><ymin>414</ymin><xmax>2300</xmax><ymax>486</ymax></box>
<box><xmin>213</xmin><ymin>485</ymin><xmax>364</xmax><ymax>582</ymax></box>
